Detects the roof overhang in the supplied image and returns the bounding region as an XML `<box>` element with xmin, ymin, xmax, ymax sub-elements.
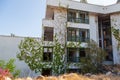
<box><xmin>46</xmin><ymin>0</ymin><xmax>120</xmax><ymax>14</ymax></box>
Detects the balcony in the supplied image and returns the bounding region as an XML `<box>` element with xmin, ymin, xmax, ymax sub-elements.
<box><xmin>42</xmin><ymin>19</ymin><xmax>54</xmax><ymax>27</ymax></box>
<box><xmin>67</xmin><ymin>37</ymin><xmax>89</xmax><ymax>42</ymax></box>
<box><xmin>68</xmin><ymin>18</ymin><xmax>89</xmax><ymax>24</ymax></box>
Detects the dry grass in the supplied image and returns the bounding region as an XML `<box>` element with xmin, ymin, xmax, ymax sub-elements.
<box><xmin>1</xmin><ymin>73</ymin><xmax>120</xmax><ymax>80</ymax></box>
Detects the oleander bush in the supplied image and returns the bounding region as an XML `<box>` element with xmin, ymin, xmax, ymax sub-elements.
<box><xmin>0</xmin><ymin>59</ymin><xmax>20</xmax><ymax>78</ymax></box>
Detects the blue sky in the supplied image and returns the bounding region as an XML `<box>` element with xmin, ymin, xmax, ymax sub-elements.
<box><xmin>0</xmin><ymin>0</ymin><xmax>117</xmax><ymax>37</ymax></box>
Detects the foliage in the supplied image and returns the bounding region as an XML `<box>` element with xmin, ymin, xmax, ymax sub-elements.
<box><xmin>81</xmin><ymin>40</ymin><xmax>106</xmax><ymax>74</ymax></box>
<box><xmin>52</xmin><ymin>38</ymin><xmax>67</xmax><ymax>75</ymax></box>
<box><xmin>17</xmin><ymin>37</ymin><xmax>43</xmax><ymax>73</ymax></box>
<box><xmin>112</xmin><ymin>27</ymin><xmax>120</xmax><ymax>49</ymax></box>
<box><xmin>0</xmin><ymin>59</ymin><xmax>20</xmax><ymax>77</ymax></box>
<box><xmin>17</xmin><ymin>37</ymin><xmax>68</xmax><ymax>75</ymax></box>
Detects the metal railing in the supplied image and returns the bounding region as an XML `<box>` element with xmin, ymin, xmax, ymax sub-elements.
<box><xmin>67</xmin><ymin>57</ymin><xmax>80</xmax><ymax>63</ymax></box>
<box><xmin>67</xmin><ymin>37</ymin><xmax>89</xmax><ymax>42</ymax></box>
<box><xmin>68</xmin><ymin>18</ymin><xmax>89</xmax><ymax>24</ymax></box>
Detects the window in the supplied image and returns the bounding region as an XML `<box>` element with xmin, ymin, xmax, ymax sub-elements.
<box><xmin>67</xmin><ymin>9</ymin><xmax>89</xmax><ymax>24</ymax></box>
<box><xmin>67</xmin><ymin>10</ymin><xmax>76</xmax><ymax>22</ymax></box>
<box><xmin>44</xmin><ymin>27</ymin><xmax>53</xmax><ymax>41</ymax></box>
<box><xmin>67</xmin><ymin>48</ymin><xmax>80</xmax><ymax>62</ymax></box>
<box><xmin>42</xmin><ymin>68</ymin><xmax>52</xmax><ymax>76</ymax></box>
<box><xmin>79</xmin><ymin>48</ymin><xmax>86</xmax><ymax>57</ymax></box>
<box><xmin>79</xmin><ymin>29</ymin><xmax>89</xmax><ymax>42</ymax></box>
<box><xmin>79</xmin><ymin>11</ymin><xmax>89</xmax><ymax>24</ymax></box>
<box><xmin>67</xmin><ymin>28</ymin><xmax>89</xmax><ymax>42</ymax></box>
<box><xmin>43</xmin><ymin>47</ymin><xmax>53</xmax><ymax>62</ymax></box>
<box><xmin>67</xmin><ymin>28</ymin><xmax>78</xmax><ymax>41</ymax></box>
<box><xmin>67</xmin><ymin>48</ymin><xmax>86</xmax><ymax>63</ymax></box>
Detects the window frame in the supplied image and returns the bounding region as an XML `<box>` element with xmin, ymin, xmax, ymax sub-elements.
<box><xmin>67</xmin><ymin>9</ymin><xmax>89</xmax><ymax>24</ymax></box>
<box><xmin>44</xmin><ymin>27</ymin><xmax>54</xmax><ymax>41</ymax></box>
<box><xmin>43</xmin><ymin>47</ymin><xmax>53</xmax><ymax>62</ymax></box>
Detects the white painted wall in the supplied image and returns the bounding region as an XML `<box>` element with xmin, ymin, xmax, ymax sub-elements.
<box><xmin>0</xmin><ymin>35</ymin><xmax>38</xmax><ymax>77</ymax></box>
<box><xmin>67</xmin><ymin>22</ymin><xmax>90</xmax><ymax>29</ymax></box>
<box><xmin>89</xmin><ymin>14</ymin><xmax>99</xmax><ymax>43</ymax></box>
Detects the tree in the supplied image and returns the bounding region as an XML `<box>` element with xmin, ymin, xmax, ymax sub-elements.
<box><xmin>81</xmin><ymin>40</ymin><xmax>106</xmax><ymax>74</ymax></box>
<box><xmin>52</xmin><ymin>37</ymin><xmax>67</xmax><ymax>75</ymax></box>
<box><xmin>17</xmin><ymin>38</ymin><xmax>43</xmax><ymax>73</ymax></box>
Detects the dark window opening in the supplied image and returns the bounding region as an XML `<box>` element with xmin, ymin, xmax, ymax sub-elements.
<box><xmin>98</xmin><ymin>15</ymin><xmax>113</xmax><ymax>61</ymax></box>
<box><xmin>67</xmin><ymin>48</ymin><xmax>80</xmax><ymax>62</ymax></box>
<box><xmin>78</xmin><ymin>11</ymin><xmax>89</xmax><ymax>23</ymax></box>
<box><xmin>44</xmin><ymin>27</ymin><xmax>53</xmax><ymax>41</ymax></box>
<box><xmin>43</xmin><ymin>47</ymin><xmax>53</xmax><ymax>62</ymax></box>
<box><xmin>67</xmin><ymin>28</ymin><xmax>77</xmax><ymax>41</ymax></box>
<box><xmin>79</xmin><ymin>48</ymin><xmax>86</xmax><ymax>57</ymax></box>
<box><xmin>67</xmin><ymin>9</ymin><xmax>89</xmax><ymax>24</ymax></box>
<box><xmin>68</xmin><ymin>10</ymin><xmax>76</xmax><ymax>22</ymax></box>
<box><xmin>42</xmin><ymin>68</ymin><xmax>52</xmax><ymax>76</ymax></box>
<box><xmin>79</xmin><ymin>30</ymin><xmax>89</xmax><ymax>42</ymax></box>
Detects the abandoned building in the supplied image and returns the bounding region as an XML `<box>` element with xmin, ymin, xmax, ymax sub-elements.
<box><xmin>42</xmin><ymin>0</ymin><xmax>120</xmax><ymax>75</ymax></box>
<box><xmin>0</xmin><ymin>0</ymin><xmax>120</xmax><ymax>76</ymax></box>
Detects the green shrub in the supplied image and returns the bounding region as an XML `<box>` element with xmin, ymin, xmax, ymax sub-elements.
<box><xmin>0</xmin><ymin>59</ymin><xmax>20</xmax><ymax>78</ymax></box>
<box><xmin>81</xmin><ymin>40</ymin><xmax>106</xmax><ymax>74</ymax></box>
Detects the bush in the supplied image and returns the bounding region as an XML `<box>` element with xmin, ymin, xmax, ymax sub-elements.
<box><xmin>81</xmin><ymin>40</ymin><xmax>106</xmax><ymax>74</ymax></box>
<box><xmin>0</xmin><ymin>59</ymin><xmax>20</xmax><ymax>78</ymax></box>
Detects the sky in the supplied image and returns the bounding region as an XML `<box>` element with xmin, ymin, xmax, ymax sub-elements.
<box><xmin>0</xmin><ymin>0</ymin><xmax>117</xmax><ymax>37</ymax></box>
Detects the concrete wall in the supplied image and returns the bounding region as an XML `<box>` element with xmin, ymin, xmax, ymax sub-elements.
<box><xmin>111</xmin><ymin>13</ymin><xmax>120</xmax><ymax>64</ymax></box>
<box><xmin>46</xmin><ymin>0</ymin><xmax>120</xmax><ymax>14</ymax></box>
<box><xmin>46</xmin><ymin>0</ymin><xmax>105</xmax><ymax>14</ymax></box>
<box><xmin>43</xmin><ymin>6</ymin><xmax>100</xmax><ymax>48</ymax></box>
<box><xmin>89</xmin><ymin>13</ymin><xmax>99</xmax><ymax>43</ymax></box>
<box><xmin>0</xmin><ymin>35</ymin><xmax>37</xmax><ymax>77</ymax></box>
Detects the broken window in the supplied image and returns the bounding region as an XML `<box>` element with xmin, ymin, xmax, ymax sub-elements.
<box><xmin>44</xmin><ymin>27</ymin><xmax>53</xmax><ymax>41</ymax></box>
<box><xmin>43</xmin><ymin>47</ymin><xmax>53</xmax><ymax>62</ymax></box>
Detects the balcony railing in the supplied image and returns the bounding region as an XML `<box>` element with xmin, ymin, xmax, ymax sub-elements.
<box><xmin>67</xmin><ymin>57</ymin><xmax>80</xmax><ymax>63</ymax></box>
<box><xmin>68</xmin><ymin>18</ymin><xmax>89</xmax><ymax>24</ymax></box>
<box><xmin>67</xmin><ymin>37</ymin><xmax>89</xmax><ymax>42</ymax></box>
